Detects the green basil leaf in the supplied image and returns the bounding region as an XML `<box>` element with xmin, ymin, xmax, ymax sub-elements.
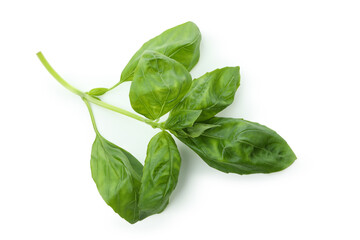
<box><xmin>170</xmin><ymin>67</ymin><xmax>240</xmax><ymax>122</ymax></box>
<box><xmin>120</xmin><ymin>21</ymin><xmax>201</xmax><ymax>83</ymax></box>
<box><xmin>138</xmin><ymin>131</ymin><xmax>181</xmax><ymax>219</ymax></box>
<box><xmin>88</xmin><ymin>88</ymin><xmax>109</xmax><ymax>96</ymax></box>
<box><xmin>129</xmin><ymin>51</ymin><xmax>192</xmax><ymax>120</ymax></box>
<box><xmin>169</xmin><ymin>129</ymin><xmax>188</xmax><ymax>138</ymax></box>
<box><xmin>91</xmin><ymin>135</ymin><xmax>143</xmax><ymax>224</ymax></box>
<box><xmin>163</xmin><ymin>109</ymin><xmax>202</xmax><ymax>130</ymax></box>
<box><xmin>183</xmin><ymin>123</ymin><xmax>220</xmax><ymax>138</ymax></box>
<box><xmin>177</xmin><ymin>117</ymin><xmax>296</xmax><ymax>174</ymax></box>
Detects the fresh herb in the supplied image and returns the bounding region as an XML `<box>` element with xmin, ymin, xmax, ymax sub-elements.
<box><xmin>37</xmin><ymin>21</ymin><xmax>296</xmax><ymax>224</ymax></box>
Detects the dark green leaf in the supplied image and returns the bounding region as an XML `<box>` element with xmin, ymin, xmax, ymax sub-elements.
<box><xmin>88</xmin><ymin>87</ymin><xmax>109</xmax><ymax>96</ymax></box>
<box><xmin>90</xmin><ymin>135</ymin><xmax>142</xmax><ymax>224</ymax></box>
<box><xmin>169</xmin><ymin>129</ymin><xmax>188</xmax><ymax>138</ymax></box>
<box><xmin>170</xmin><ymin>67</ymin><xmax>240</xmax><ymax>122</ymax></box>
<box><xmin>163</xmin><ymin>109</ymin><xmax>202</xmax><ymax>130</ymax></box>
<box><xmin>138</xmin><ymin>131</ymin><xmax>181</xmax><ymax>219</ymax></box>
<box><xmin>129</xmin><ymin>51</ymin><xmax>192</xmax><ymax>120</ymax></box>
<box><xmin>177</xmin><ymin>117</ymin><xmax>296</xmax><ymax>174</ymax></box>
<box><xmin>183</xmin><ymin>123</ymin><xmax>220</xmax><ymax>138</ymax></box>
<box><xmin>120</xmin><ymin>21</ymin><xmax>201</xmax><ymax>83</ymax></box>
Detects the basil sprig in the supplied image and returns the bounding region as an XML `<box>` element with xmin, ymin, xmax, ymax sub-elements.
<box><xmin>37</xmin><ymin>21</ymin><xmax>296</xmax><ymax>224</ymax></box>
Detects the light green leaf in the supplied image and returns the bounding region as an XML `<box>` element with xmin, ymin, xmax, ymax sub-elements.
<box><xmin>88</xmin><ymin>88</ymin><xmax>109</xmax><ymax>96</ymax></box>
<box><xmin>170</xmin><ymin>67</ymin><xmax>240</xmax><ymax>122</ymax></box>
<box><xmin>176</xmin><ymin>117</ymin><xmax>296</xmax><ymax>174</ymax></box>
<box><xmin>120</xmin><ymin>21</ymin><xmax>201</xmax><ymax>84</ymax></box>
<box><xmin>138</xmin><ymin>131</ymin><xmax>181</xmax><ymax>219</ymax></box>
<box><xmin>129</xmin><ymin>51</ymin><xmax>192</xmax><ymax>120</ymax></box>
<box><xmin>90</xmin><ymin>135</ymin><xmax>142</xmax><ymax>224</ymax></box>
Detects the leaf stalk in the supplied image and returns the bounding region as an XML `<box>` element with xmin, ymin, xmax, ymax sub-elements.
<box><xmin>37</xmin><ymin>51</ymin><xmax>159</xmax><ymax>129</ymax></box>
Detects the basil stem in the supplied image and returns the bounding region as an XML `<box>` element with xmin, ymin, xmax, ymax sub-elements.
<box><xmin>36</xmin><ymin>52</ymin><xmax>159</xmax><ymax>129</ymax></box>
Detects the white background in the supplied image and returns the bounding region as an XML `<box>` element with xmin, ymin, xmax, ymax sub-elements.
<box><xmin>1</xmin><ymin>0</ymin><xmax>359</xmax><ymax>239</ymax></box>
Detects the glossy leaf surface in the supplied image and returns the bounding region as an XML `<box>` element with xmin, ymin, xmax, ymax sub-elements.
<box><xmin>163</xmin><ymin>109</ymin><xmax>202</xmax><ymax>130</ymax></box>
<box><xmin>129</xmin><ymin>51</ymin><xmax>192</xmax><ymax>120</ymax></box>
<box><xmin>120</xmin><ymin>21</ymin><xmax>201</xmax><ymax>83</ymax></box>
<box><xmin>90</xmin><ymin>134</ymin><xmax>142</xmax><ymax>224</ymax></box>
<box><xmin>138</xmin><ymin>131</ymin><xmax>181</xmax><ymax>219</ymax></box>
<box><xmin>176</xmin><ymin>117</ymin><xmax>296</xmax><ymax>174</ymax></box>
<box><xmin>169</xmin><ymin>67</ymin><xmax>240</xmax><ymax>122</ymax></box>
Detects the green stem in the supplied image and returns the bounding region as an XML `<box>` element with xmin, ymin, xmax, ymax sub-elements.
<box><xmin>84</xmin><ymin>95</ymin><xmax>145</xmax><ymax>123</ymax></box>
<box><xmin>37</xmin><ymin>52</ymin><xmax>84</xmax><ymax>97</ymax></box>
<box><xmin>84</xmin><ymin>94</ymin><xmax>159</xmax><ymax>128</ymax></box>
<box><xmin>83</xmin><ymin>98</ymin><xmax>100</xmax><ymax>136</ymax></box>
<box><xmin>37</xmin><ymin>51</ymin><xmax>159</xmax><ymax>129</ymax></box>
<box><xmin>108</xmin><ymin>80</ymin><xmax>122</xmax><ymax>91</ymax></box>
